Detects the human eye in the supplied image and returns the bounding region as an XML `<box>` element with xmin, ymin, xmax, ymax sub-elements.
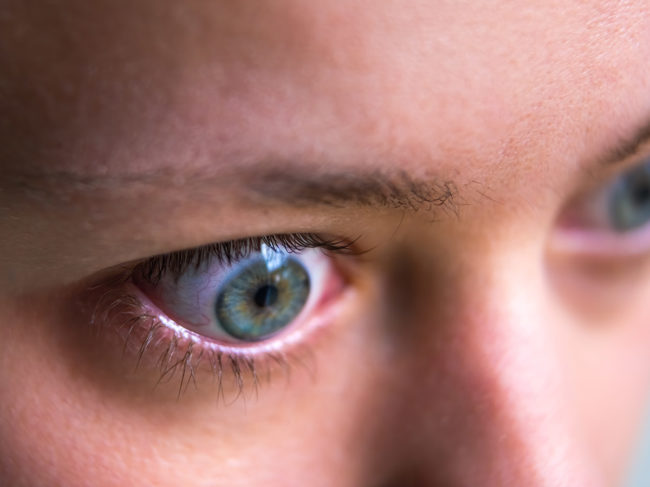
<box><xmin>552</xmin><ymin>157</ymin><xmax>650</xmax><ymax>257</ymax></box>
<box><xmin>84</xmin><ymin>233</ymin><xmax>356</xmax><ymax>399</ymax></box>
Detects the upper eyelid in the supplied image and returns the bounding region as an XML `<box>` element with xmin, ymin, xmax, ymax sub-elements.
<box><xmin>598</xmin><ymin>117</ymin><xmax>650</xmax><ymax>168</ymax></box>
<box><xmin>559</xmin><ymin>156</ymin><xmax>650</xmax><ymax>222</ymax></box>
<box><xmin>577</xmin><ymin>150</ymin><xmax>650</xmax><ymax>194</ymax></box>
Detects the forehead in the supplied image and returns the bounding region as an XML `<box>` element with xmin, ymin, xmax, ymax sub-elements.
<box><xmin>2</xmin><ymin>1</ymin><xmax>650</xmax><ymax>185</ymax></box>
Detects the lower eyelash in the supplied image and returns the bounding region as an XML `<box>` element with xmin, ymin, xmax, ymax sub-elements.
<box><xmin>85</xmin><ymin>276</ymin><xmax>322</xmax><ymax>402</ymax></box>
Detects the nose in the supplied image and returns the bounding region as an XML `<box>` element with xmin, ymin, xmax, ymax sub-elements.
<box><xmin>379</xmin><ymin>243</ymin><xmax>607</xmax><ymax>487</ymax></box>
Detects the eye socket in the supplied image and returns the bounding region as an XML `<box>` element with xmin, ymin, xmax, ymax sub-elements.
<box><xmin>134</xmin><ymin>243</ymin><xmax>337</xmax><ymax>344</ymax></box>
<box><xmin>553</xmin><ymin>158</ymin><xmax>650</xmax><ymax>257</ymax></box>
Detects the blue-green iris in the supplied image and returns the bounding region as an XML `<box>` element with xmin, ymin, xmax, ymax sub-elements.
<box><xmin>609</xmin><ymin>162</ymin><xmax>650</xmax><ymax>231</ymax></box>
<box><xmin>215</xmin><ymin>255</ymin><xmax>310</xmax><ymax>341</ymax></box>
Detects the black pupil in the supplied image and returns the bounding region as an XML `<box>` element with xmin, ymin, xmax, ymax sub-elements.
<box><xmin>253</xmin><ymin>284</ymin><xmax>279</xmax><ymax>308</ymax></box>
<box><xmin>631</xmin><ymin>179</ymin><xmax>650</xmax><ymax>206</ymax></box>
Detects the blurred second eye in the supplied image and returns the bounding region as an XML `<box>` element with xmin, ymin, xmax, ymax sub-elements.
<box><xmin>609</xmin><ymin>163</ymin><xmax>650</xmax><ymax>232</ymax></box>
<box><xmin>553</xmin><ymin>158</ymin><xmax>650</xmax><ymax>257</ymax></box>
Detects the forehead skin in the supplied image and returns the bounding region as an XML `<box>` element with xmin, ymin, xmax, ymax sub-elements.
<box><xmin>2</xmin><ymin>0</ymin><xmax>650</xmax><ymax>285</ymax></box>
<box><xmin>2</xmin><ymin>0</ymin><xmax>650</xmax><ymax>180</ymax></box>
<box><xmin>2</xmin><ymin>1</ymin><xmax>650</xmax><ymax>487</ymax></box>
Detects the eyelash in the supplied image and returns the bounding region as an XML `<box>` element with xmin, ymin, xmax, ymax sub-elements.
<box><xmin>85</xmin><ymin>233</ymin><xmax>355</xmax><ymax>401</ymax></box>
<box><xmin>137</xmin><ymin>233</ymin><xmax>356</xmax><ymax>284</ymax></box>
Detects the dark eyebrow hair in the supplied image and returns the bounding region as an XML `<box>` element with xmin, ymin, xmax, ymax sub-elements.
<box><xmin>240</xmin><ymin>167</ymin><xmax>458</xmax><ymax>212</ymax></box>
<box><xmin>14</xmin><ymin>115</ymin><xmax>650</xmax><ymax>209</ymax></box>
<box><xmin>8</xmin><ymin>165</ymin><xmax>459</xmax><ymax>213</ymax></box>
<box><xmin>600</xmin><ymin>116</ymin><xmax>650</xmax><ymax>166</ymax></box>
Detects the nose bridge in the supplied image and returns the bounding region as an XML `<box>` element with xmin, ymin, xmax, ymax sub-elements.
<box><xmin>396</xmin><ymin>244</ymin><xmax>604</xmax><ymax>486</ymax></box>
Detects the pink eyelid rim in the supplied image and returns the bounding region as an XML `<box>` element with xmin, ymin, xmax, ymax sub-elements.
<box><xmin>550</xmin><ymin>223</ymin><xmax>650</xmax><ymax>258</ymax></box>
<box><xmin>126</xmin><ymin>266</ymin><xmax>345</xmax><ymax>357</ymax></box>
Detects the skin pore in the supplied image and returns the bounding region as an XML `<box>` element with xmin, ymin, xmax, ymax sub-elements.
<box><xmin>2</xmin><ymin>1</ymin><xmax>650</xmax><ymax>486</ymax></box>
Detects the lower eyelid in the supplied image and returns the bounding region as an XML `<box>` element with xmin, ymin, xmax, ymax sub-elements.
<box><xmin>83</xmin><ymin>268</ymin><xmax>350</xmax><ymax>398</ymax></box>
<box><xmin>549</xmin><ymin>224</ymin><xmax>650</xmax><ymax>258</ymax></box>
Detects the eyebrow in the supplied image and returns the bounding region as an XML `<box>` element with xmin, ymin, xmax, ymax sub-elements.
<box><xmin>241</xmin><ymin>167</ymin><xmax>458</xmax><ymax>212</ymax></box>
<box><xmin>11</xmin><ymin>114</ymin><xmax>650</xmax><ymax>209</ymax></box>
<box><xmin>599</xmin><ymin>116</ymin><xmax>650</xmax><ymax>166</ymax></box>
<box><xmin>9</xmin><ymin>165</ymin><xmax>459</xmax><ymax>213</ymax></box>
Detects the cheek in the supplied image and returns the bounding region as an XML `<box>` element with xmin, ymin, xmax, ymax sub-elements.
<box><xmin>558</xmin><ymin>300</ymin><xmax>650</xmax><ymax>481</ymax></box>
<box><xmin>0</xmin><ymin>292</ymin><xmax>382</xmax><ymax>487</ymax></box>
<box><xmin>0</xmin><ymin>298</ymin><xmax>158</xmax><ymax>486</ymax></box>
<box><xmin>547</xmin><ymin>252</ymin><xmax>650</xmax><ymax>480</ymax></box>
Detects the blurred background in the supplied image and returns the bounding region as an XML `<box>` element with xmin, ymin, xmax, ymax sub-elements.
<box><xmin>626</xmin><ymin>401</ymin><xmax>650</xmax><ymax>486</ymax></box>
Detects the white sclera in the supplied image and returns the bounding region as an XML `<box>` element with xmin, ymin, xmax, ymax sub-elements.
<box><xmin>149</xmin><ymin>245</ymin><xmax>331</xmax><ymax>342</ymax></box>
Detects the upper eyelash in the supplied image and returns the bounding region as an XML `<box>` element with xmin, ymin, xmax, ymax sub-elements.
<box><xmin>136</xmin><ymin>233</ymin><xmax>356</xmax><ymax>285</ymax></box>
